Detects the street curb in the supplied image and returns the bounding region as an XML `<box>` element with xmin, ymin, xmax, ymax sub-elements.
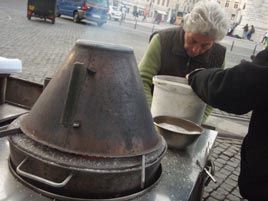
<box><xmin>217</xmin><ymin>132</ymin><xmax>245</xmax><ymax>140</ymax></box>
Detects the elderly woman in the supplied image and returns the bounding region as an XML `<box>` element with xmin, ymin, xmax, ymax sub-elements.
<box><xmin>139</xmin><ymin>0</ymin><xmax>229</xmax><ymax>122</ymax></box>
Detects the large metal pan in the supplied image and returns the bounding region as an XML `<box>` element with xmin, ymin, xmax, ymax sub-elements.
<box><xmin>8</xmin><ymin>132</ymin><xmax>166</xmax><ymax>199</ymax></box>
<box><xmin>154</xmin><ymin>116</ymin><xmax>203</xmax><ymax>150</ymax></box>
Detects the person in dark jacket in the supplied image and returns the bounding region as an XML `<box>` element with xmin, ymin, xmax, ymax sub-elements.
<box><xmin>186</xmin><ymin>48</ymin><xmax>268</xmax><ymax>200</ymax></box>
<box><xmin>242</xmin><ymin>24</ymin><xmax>249</xmax><ymax>39</ymax></box>
<box><xmin>247</xmin><ymin>25</ymin><xmax>255</xmax><ymax>40</ymax></box>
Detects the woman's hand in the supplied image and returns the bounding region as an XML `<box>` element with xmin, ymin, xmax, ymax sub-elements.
<box><xmin>185</xmin><ymin>68</ymin><xmax>205</xmax><ymax>80</ymax></box>
<box><xmin>185</xmin><ymin>73</ymin><xmax>190</xmax><ymax>80</ymax></box>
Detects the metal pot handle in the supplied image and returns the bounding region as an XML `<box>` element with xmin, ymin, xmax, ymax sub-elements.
<box><xmin>16</xmin><ymin>158</ymin><xmax>73</xmax><ymax>188</ymax></box>
<box><xmin>0</xmin><ymin>127</ymin><xmax>21</xmax><ymax>138</ymax></box>
<box><xmin>141</xmin><ymin>155</ymin><xmax>145</xmax><ymax>189</ymax></box>
<box><xmin>204</xmin><ymin>159</ymin><xmax>216</xmax><ymax>186</ymax></box>
<box><xmin>61</xmin><ymin>62</ymin><xmax>96</xmax><ymax>128</ymax></box>
<box><xmin>196</xmin><ymin>159</ymin><xmax>216</xmax><ymax>184</ymax></box>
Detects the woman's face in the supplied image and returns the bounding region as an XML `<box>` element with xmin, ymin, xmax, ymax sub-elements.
<box><xmin>184</xmin><ymin>32</ymin><xmax>214</xmax><ymax>57</ymax></box>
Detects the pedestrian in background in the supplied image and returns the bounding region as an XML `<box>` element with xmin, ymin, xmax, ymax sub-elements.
<box><xmin>154</xmin><ymin>12</ymin><xmax>162</xmax><ymax>24</ymax></box>
<box><xmin>121</xmin><ymin>6</ymin><xmax>127</xmax><ymax>20</ymax></box>
<box><xmin>227</xmin><ymin>22</ymin><xmax>238</xmax><ymax>37</ymax></box>
<box><xmin>142</xmin><ymin>6</ymin><xmax>149</xmax><ymax>21</ymax></box>
<box><xmin>186</xmin><ymin>49</ymin><xmax>268</xmax><ymax>200</ymax></box>
<box><xmin>242</xmin><ymin>24</ymin><xmax>249</xmax><ymax>39</ymax></box>
<box><xmin>132</xmin><ymin>6</ymin><xmax>138</xmax><ymax>18</ymax></box>
<box><xmin>138</xmin><ymin>0</ymin><xmax>229</xmax><ymax>122</ymax></box>
<box><xmin>247</xmin><ymin>25</ymin><xmax>255</xmax><ymax>40</ymax></box>
<box><xmin>261</xmin><ymin>31</ymin><xmax>268</xmax><ymax>44</ymax></box>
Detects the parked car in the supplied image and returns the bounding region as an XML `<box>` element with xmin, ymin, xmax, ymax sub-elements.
<box><xmin>56</xmin><ymin>0</ymin><xmax>109</xmax><ymax>26</ymax></box>
<box><xmin>108</xmin><ymin>6</ymin><xmax>122</xmax><ymax>21</ymax></box>
<box><xmin>27</xmin><ymin>0</ymin><xmax>57</xmax><ymax>24</ymax></box>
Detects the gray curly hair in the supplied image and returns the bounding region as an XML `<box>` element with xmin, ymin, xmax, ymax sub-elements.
<box><xmin>183</xmin><ymin>0</ymin><xmax>229</xmax><ymax>41</ymax></box>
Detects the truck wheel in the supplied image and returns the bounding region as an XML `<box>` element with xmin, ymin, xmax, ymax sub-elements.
<box><xmin>73</xmin><ymin>12</ymin><xmax>80</xmax><ymax>23</ymax></box>
<box><xmin>51</xmin><ymin>19</ymin><xmax>55</xmax><ymax>24</ymax></box>
<box><xmin>27</xmin><ymin>15</ymin><xmax>31</xmax><ymax>20</ymax></box>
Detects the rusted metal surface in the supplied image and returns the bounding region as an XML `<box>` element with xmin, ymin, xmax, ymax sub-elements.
<box><xmin>9</xmin><ymin>133</ymin><xmax>166</xmax><ymax>199</ymax></box>
<box><xmin>0</xmin><ymin>127</ymin><xmax>21</xmax><ymax>138</ymax></box>
<box><xmin>0</xmin><ymin>75</ymin><xmax>8</xmax><ymax>104</ymax></box>
<box><xmin>0</xmin><ymin>76</ymin><xmax>38</xmax><ymax>127</ymax></box>
<box><xmin>5</xmin><ymin>77</ymin><xmax>43</xmax><ymax>109</ymax></box>
<box><xmin>20</xmin><ymin>40</ymin><xmax>163</xmax><ymax>157</ymax></box>
<box><xmin>0</xmin><ymin>104</ymin><xmax>28</xmax><ymax>125</ymax></box>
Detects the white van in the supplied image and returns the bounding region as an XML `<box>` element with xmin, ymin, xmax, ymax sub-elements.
<box><xmin>108</xmin><ymin>6</ymin><xmax>122</xmax><ymax>21</ymax></box>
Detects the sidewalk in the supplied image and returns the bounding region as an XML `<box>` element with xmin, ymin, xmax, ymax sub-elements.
<box><xmin>205</xmin><ymin>111</ymin><xmax>249</xmax><ymax>139</ymax></box>
<box><xmin>203</xmin><ymin>137</ymin><xmax>244</xmax><ymax>201</ymax></box>
<box><xmin>123</xmin><ymin>13</ymin><xmax>176</xmax><ymax>30</ymax></box>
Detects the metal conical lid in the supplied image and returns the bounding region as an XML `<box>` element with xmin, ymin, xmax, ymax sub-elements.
<box><xmin>20</xmin><ymin>40</ymin><xmax>164</xmax><ymax>157</ymax></box>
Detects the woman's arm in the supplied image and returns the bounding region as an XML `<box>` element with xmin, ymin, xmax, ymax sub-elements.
<box><xmin>139</xmin><ymin>34</ymin><xmax>161</xmax><ymax>107</ymax></box>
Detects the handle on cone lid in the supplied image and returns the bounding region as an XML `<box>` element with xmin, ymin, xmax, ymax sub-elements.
<box><xmin>61</xmin><ymin>62</ymin><xmax>95</xmax><ymax>128</ymax></box>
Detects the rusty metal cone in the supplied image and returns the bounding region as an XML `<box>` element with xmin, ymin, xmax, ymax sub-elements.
<box><xmin>20</xmin><ymin>40</ymin><xmax>165</xmax><ymax>157</ymax></box>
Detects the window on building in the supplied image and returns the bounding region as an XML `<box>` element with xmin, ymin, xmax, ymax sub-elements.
<box><xmin>231</xmin><ymin>14</ymin><xmax>235</xmax><ymax>20</ymax></box>
<box><xmin>243</xmin><ymin>3</ymin><xmax>246</xmax><ymax>9</ymax></box>
<box><xmin>157</xmin><ymin>0</ymin><xmax>160</xmax><ymax>5</ymax></box>
<box><xmin>166</xmin><ymin>0</ymin><xmax>170</xmax><ymax>7</ymax></box>
<box><xmin>162</xmin><ymin>0</ymin><xmax>165</xmax><ymax>6</ymax></box>
<box><xmin>234</xmin><ymin>2</ymin><xmax>239</xmax><ymax>8</ymax></box>
<box><xmin>225</xmin><ymin>1</ymin><xmax>229</xmax><ymax>7</ymax></box>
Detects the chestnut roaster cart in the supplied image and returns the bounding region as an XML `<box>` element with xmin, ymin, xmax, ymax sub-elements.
<box><xmin>0</xmin><ymin>40</ymin><xmax>217</xmax><ymax>201</ymax></box>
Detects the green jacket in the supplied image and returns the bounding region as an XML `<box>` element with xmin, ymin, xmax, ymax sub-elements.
<box><xmin>139</xmin><ymin>32</ymin><xmax>226</xmax><ymax>123</ymax></box>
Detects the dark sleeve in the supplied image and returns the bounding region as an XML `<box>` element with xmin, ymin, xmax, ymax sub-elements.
<box><xmin>188</xmin><ymin>62</ymin><xmax>268</xmax><ymax>115</ymax></box>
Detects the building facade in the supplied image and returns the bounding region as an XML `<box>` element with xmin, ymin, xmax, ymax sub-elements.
<box><xmin>176</xmin><ymin>0</ymin><xmax>268</xmax><ymax>40</ymax></box>
<box><xmin>116</xmin><ymin>0</ymin><xmax>268</xmax><ymax>40</ymax></box>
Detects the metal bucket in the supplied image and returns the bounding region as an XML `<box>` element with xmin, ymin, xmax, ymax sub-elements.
<box><xmin>151</xmin><ymin>75</ymin><xmax>206</xmax><ymax>125</ymax></box>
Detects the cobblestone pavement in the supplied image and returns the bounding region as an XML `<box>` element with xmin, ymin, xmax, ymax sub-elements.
<box><xmin>0</xmin><ymin>1</ymin><xmax>255</xmax><ymax>200</ymax></box>
<box><xmin>203</xmin><ymin>137</ymin><xmax>245</xmax><ymax>201</ymax></box>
